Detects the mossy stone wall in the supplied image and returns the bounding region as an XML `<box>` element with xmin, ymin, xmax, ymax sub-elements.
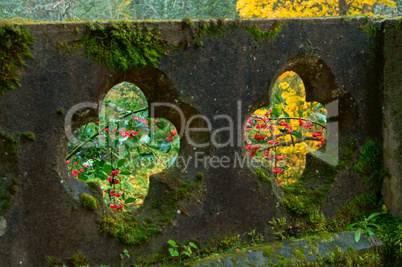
<box><xmin>0</xmin><ymin>17</ymin><xmax>400</xmax><ymax>266</ymax></box>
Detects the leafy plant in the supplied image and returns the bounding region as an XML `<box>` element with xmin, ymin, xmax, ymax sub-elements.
<box><xmin>167</xmin><ymin>239</ymin><xmax>198</xmax><ymax>259</ymax></box>
<box><xmin>346</xmin><ymin>205</ymin><xmax>387</xmax><ymax>243</ymax></box>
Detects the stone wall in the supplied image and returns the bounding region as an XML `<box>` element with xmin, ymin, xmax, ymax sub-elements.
<box><xmin>0</xmin><ymin>17</ymin><xmax>400</xmax><ymax>266</ymax></box>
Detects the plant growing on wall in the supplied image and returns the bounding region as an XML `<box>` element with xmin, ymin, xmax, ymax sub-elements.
<box><xmin>346</xmin><ymin>205</ymin><xmax>387</xmax><ymax>243</ymax></box>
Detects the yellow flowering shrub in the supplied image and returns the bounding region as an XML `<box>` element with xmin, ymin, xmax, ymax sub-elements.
<box><xmin>245</xmin><ymin>71</ymin><xmax>327</xmax><ymax>184</ymax></box>
<box><xmin>236</xmin><ymin>0</ymin><xmax>396</xmax><ymax>18</ymax></box>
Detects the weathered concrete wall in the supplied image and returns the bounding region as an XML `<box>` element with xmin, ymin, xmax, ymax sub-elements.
<box><xmin>383</xmin><ymin>20</ymin><xmax>402</xmax><ymax>218</ymax></box>
<box><xmin>0</xmin><ymin>17</ymin><xmax>400</xmax><ymax>266</ymax></box>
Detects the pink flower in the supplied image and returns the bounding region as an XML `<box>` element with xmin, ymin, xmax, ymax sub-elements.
<box><xmin>74</xmin><ymin>162</ymin><xmax>78</xmax><ymax>165</ymax></box>
<box><xmin>275</xmin><ymin>155</ymin><xmax>285</xmax><ymax>161</ymax></box>
<box><xmin>80</xmin><ymin>169</ymin><xmax>84</xmax><ymax>173</ymax></box>
<box><xmin>71</xmin><ymin>170</ymin><xmax>79</xmax><ymax>177</ymax></box>
<box><xmin>66</xmin><ymin>160</ymin><xmax>70</xmax><ymax>164</ymax></box>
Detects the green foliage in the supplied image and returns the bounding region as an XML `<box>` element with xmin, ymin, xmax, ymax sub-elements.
<box><xmin>354</xmin><ymin>138</ymin><xmax>389</xmax><ymax>191</ymax></box>
<box><xmin>69</xmin><ymin>252</ymin><xmax>87</xmax><ymax>267</ymax></box>
<box><xmin>0</xmin><ymin>22</ymin><xmax>34</xmax><ymax>96</ymax></box>
<box><xmin>376</xmin><ymin>214</ymin><xmax>402</xmax><ymax>262</ymax></box>
<box><xmin>201</xmin><ymin>233</ymin><xmax>240</xmax><ymax>255</ymax></box>
<box><xmin>346</xmin><ymin>205</ymin><xmax>387</xmax><ymax>242</ymax></box>
<box><xmin>167</xmin><ymin>239</ymin><xmax>198</xmax><ymax>259</ymax></box>
<box><xmin>79</xmin><ymin>193</ymin><xmax>98</xmax><ymax>211</ymax></box>
<box><xmin>82</xmin><ymin>22</ymin><xmax>167</xmax><ymax>70</ymax></box>
<box><xmin>244</xmin><ymin>22</ymin><xmax>284</xmax><ymax>41</ymax></box>
<box><xmin>330</xmin><ymin>193</ymin><xmax>379</xmax><ymax>231</ymax></box>
<box><xmin>247</xmin><ymin>229</ymin><xmax>264</xmax><ymax>245</ymax></box>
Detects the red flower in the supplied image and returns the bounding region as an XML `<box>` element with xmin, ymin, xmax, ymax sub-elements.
<box><xmin>165</xmin><ymin>130</ymin><xmax>177</xmax><ymax>141</ymax></box>
<box><xmin>275</xmin><ymin>155</ymin><xmax>285</xmax><ymax>161</ymax></box>
<box><xmin>66</xmin><ymin>160</ymin><xmax>70</xmax><ymax>164</ymax></box>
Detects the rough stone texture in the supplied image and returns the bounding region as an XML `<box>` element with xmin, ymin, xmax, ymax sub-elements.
<box><xmin>191</xmin><ymin>231</ymin><xmax>375</xmax><ymax>266</ymax></box>
<box><xmin>383</xmin><ymin>20</ymin><xmax>402</xmax><ymax>219</ymax></box>
<box><xmin>0</xmin><ymin>18</ymin><xmax>400</xmax><ymax>266</ymax></box>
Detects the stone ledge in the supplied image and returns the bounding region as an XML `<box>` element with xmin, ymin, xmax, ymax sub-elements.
<box><xmin>190</xmin><ymin>231</ymin><xmax>377</xmax><ymax>266</ymax></box>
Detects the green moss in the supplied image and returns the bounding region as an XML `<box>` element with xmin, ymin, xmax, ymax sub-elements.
<box><xmin>274</xmin><ymin>244</ymin><xmax>283</xmax><ymax>250</ymax></box>
<box><xmin>56</xmin><ymin>107</ymin><xmax>65</xmax><ymax>115</ymax></box>
<box><xmin>0</xmin><ymin>133</ymin><xmax>21</xmax><ymax>214</ymax></box>
<box><xmin>354</xmin><ymin>138</ymin><xmax>389</xmax><ymax>192</ymax></box>
<box><xmin>182</xmin><ymin>17</ymin><xmax>194</xmax><ymax>28</ymax></box>
<box><xmin>0</xmin><ymin>194</ymin><xmax>11</xmax><ymax>211</ymax></box>
<box><xmin>329</xmin><ymin>193</ymin><xmax>378</xmax><ymax>231</ymax></box>
<box><xmin>7</xmin><ymin>184</ymin><xmax>18</xmax><ymax>195</ymax></box>
<box><xmin>195</xmin><ymin>172</ymin><xmax>204</xmax><ymax>180</ymax></box>
<box><xmin>145</xmin><ymin>217</ymin><xmax>154</xmax><ymax>224</ymax></box>
<box><xmin>0</xmin><ymin>22</ymin><xmax>34</xmax><ymax>97</ymax></box>
<box><xmin>254</xmin><ymin>168</ymin><xmax>271</xmax><ymax>183</ymax></box>
<box><xmin>282</xmin><ymin>153</ymin><xmax>337</xmax><ymax>216</ymax></box>
<box><xmin>262</xmin><ymin>246</ymin><xmax>274</xmax><ymax>258</ymax></box>
<box><xmin>69</xmin><ymin>252</ymin><xmax>87</xmax><ymax>267</ymax></box>
<box><xmin>136</xmin><ymin>253</ymin><xmax>164</xmax><ymax>265</ymax></box>
<box><xmin>97</xmin><ymin>213</ymin><xmax>155</xmax><ymax>245</ymax></box>
<box><xmin>336</xmin><ymin>137</ymin><xmax>358</xmax><ymax>169</ymax></box>
<box><xmin>173</xmin><ymin>19</ymin><xmax>239</xmax><ymax>50</ymax></box>
<box><xmin>79</xmin><ymin>193</ymin><xmax>98</xmax><ymax>211</ymax></box>
<box><xmin>82</xmin><ymin>22</ymin><xmax>167</xmax><ymax>70</ymax></box>
<box><xmin>244</xmin><ymin>22</ymin><xmax>284</xmax><ymax>41</ymax></box>
<box><xmin>306</xmin><ymin>246</ymin><xmax>381</xmax><ymax>266</ymax></box>
<box><xmin>45</xmin><ymin>256</ymin><xmax>64</xmax><ymax>267</ymax></box>
<box><xmin>22</xmin><ymin>132</ymin><xmax>35</xmax><ymax>141</ymax></box>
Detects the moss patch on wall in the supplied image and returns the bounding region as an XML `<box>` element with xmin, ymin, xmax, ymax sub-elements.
<box><xmin>174</xmin><ymin>19</ymin><xmax>284</xmax><ymax>50</ymax></box>
<box><xmin>281</xmin><ymin>153</ymin><xmax>338</xmax><ymax>216</ymax></box>
<box><xmin>97</xmin><ymin>174</ymin><xmax>205</xmax><ymax>246</ymax></box>
<box><xmin>0</xmin><ymin>22</ymin><xmax>34</xmax><ymax>97</ymax></box>
<box><xmin>79</xmin><ymin>193</ymin><xmax>98</xmax><ymax>211</ymax></box>
<box><xmin>82</xmin><ymin>21</ymin><xmax>167</xmax><ymax>70</ymax></box>
<box><xmin>354</xmin><ymin>138</ymin><xmax>390</xmax><ymax>192</ymax></box>
<box><xmin>244</xmin><ymin>22</ymin><xmax>285</xmax><ymax>41</ymax></box>
<box><xmin>0</xmin><ymin>132</ymin><xmax>20</xmax><ymax>215</ymax></box>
